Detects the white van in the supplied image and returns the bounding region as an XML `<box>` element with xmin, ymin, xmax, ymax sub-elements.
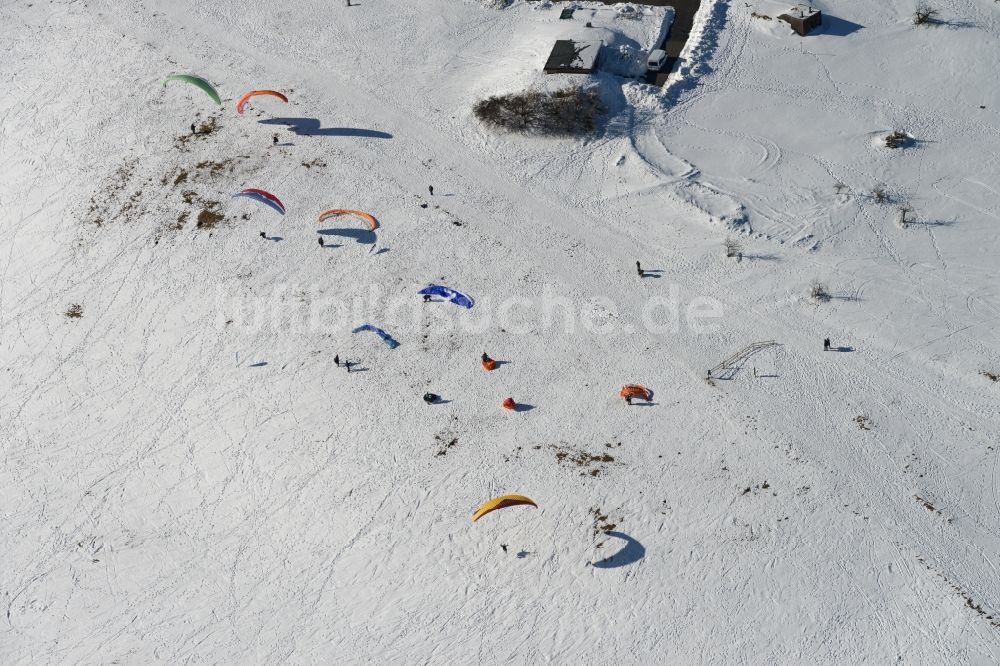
<box><xmin>647</xmin><ymin>49</ymin><xmax>667</xmax><ymax>72</ymax></box>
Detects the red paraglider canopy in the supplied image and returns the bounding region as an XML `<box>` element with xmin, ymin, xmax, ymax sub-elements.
<box><xmin>236</xmin><ymin>90</ymin><xmax>289</xmax><ymax>114</ymax></box>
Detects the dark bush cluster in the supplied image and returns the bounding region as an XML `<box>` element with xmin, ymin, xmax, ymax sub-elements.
<box><xmin>914</xmin><ymin>5</ymin><xmax>938</xmax><ymax>24</ymax></box>
<box><xmin>473</xmin><ymin>87</ymin><xmax>606</xmax><ymax>136</ymax></box>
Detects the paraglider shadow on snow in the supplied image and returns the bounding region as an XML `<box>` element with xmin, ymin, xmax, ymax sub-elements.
<box><xmin>592</xmin><ymin>532</ymin><xmax>645</xmax><ymax>569</ymax></box>
<box><xmin>318</xmin><ymin>227</ymin><xmax>377</xmax><ymax>245</ymax></box>
<box><xmin>259</xmin><ymin>118</ymin><xmax>393</xmax><ymax>139</ymax></box>
<box><xmin>511</xmin><ymin>403</ymin><xmax>535</xmax><ymax>413</ymax></box>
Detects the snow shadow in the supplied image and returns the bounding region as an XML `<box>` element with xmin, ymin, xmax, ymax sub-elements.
<box><xmin>319</xmin><ymin>227</ymin><xmax>377</xmax><ymax>245</ymax></box>
<box><xmin>260</xmin><ymin>118</ymin><xmax>393</xmax><ymax>139</ymax></box>
<box><xmin>592</xmin><ymin>532</ymin><xmax>645</xmax><ymax>569</ymax></box>
<box><xmin>512</xmin><ymin>403</ymin><xmax>536</xmax><ymax>413</ymax></box>
<box><xmin>813</xmin><ymin>15</ymin><xmax>864</xmax><ymax>37</ymax></box>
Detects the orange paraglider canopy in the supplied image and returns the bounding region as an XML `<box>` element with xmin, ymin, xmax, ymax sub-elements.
<box><xmin>318</xmin><ymin>209</ymin><xmax>379</xmax><ymax>231</ymax></box>
<box><xmin>482</xmin><ymin>358</ymin><xmax>497</xmax><ymax>371</ymax></box>
<box><xmin>235</xmin><ymin>90</ymin><xmax>289</xmax><ymax>114</ymax></box>
<box><xmin>619</xmin><ymin>384</ymin><xmax>653</xmax><ymax>401</ymax></box>
<box><xmin>472</xmin><ymin>494</ymin><xmax>538</xmax><ymax>522</ymax></box>
<box><xmin>502</xmin><ymin>397</ymin><xmax>516</xmax><ymax>410</ymax></box>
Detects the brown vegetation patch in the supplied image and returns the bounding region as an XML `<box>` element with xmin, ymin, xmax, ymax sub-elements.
<box><xmin>196</xmin><ymin>204</ymin><xmax>225</xmax><ymax>230</ymax></box>
<box><xmin>552</xmin><ymin>444</ymin><xmax>618</xmax><ymax>477</ymax></box>
<box><xmin>590</xmin><ymin>507</ymin><xmax>617</xmax><ymax>538</ymax></box>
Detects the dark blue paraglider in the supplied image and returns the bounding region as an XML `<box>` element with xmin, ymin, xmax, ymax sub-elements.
<box><xmin>418</xmin><ymin>285</ymin><xmax>474</xmax><ymax>309</ymax></box>
<box><xmin>353</xmin><ymin>324</ymin><xmax>400</xmax><ymax>349</ymax></box>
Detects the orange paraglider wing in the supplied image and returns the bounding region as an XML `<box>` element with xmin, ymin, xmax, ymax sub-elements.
<box><xmin>619</xmin><ymin>384</ymin><xmax>652</xmax><ymax>401</ymax></box>
<box><xmin>318</xmin><ymin>209</ymin><xmax>379</xmax><ymax>231</ymax></box>
<box><xmin>236</xmin><ymin>90</ymin><xmax>289</xmax><ymax>114</ymax></box>
<box><xmin>502</xmin><ymin>397</ymin><xmax>516</xmax><ymax>410</ymax></box>
<box><xmin>472</xmin><ymin>494</ymin><xmax>538</xmax><ymax>522</ymax></box>
<box><xmin>482</xmin><ymin>358</ymin><xmax>497</xmax><ymax>371</ymax></box>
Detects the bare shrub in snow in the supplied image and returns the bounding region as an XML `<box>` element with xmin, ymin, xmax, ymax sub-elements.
<box><xmin>914</xmin><ymin>5</ymin><xmax>938</xmax><ymax>24</ymax></box>
<box><xmin>981</xmin><ymin>370</ymin><xmax>999</xmax><ymax>383</ymax></box>
<box><xmin>724</xmin><ymin>237</ymin><xmax>743</xmax><ymax>258</ymax></box>
<box><xmin>809</xmin><ymin>279</ymin><xmax>831</xmax><ymax>303</ymax></box>
<box><xmin>885</xmin><ymin>130</ymin><xmax>913</xmax><ymax>148</ymax></box>
<box><xmin>871</xmin><ymin>184</ymin><xmax>889</xmax><ymax>204</ymax></box>
<box><xmin>65</xmin><ymin>303</ymin><xmax>83</xmax><ymax>319</ymax></box>
<box><xmin>474</xmin><ymin>87</ymin><xmax>606</xmax><ymax>136</ymax></box>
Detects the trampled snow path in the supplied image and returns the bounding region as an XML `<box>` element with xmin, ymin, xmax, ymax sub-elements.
<box><xmin>1</xmin><ymin>0</ymin><xmax>999</xmax><ymax>663</ymax></box>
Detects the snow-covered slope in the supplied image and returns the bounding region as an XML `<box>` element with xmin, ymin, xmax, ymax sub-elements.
<box><xmin>2</xmin><ymin>0</ymin><xmax>999</xmax><ymax>662</ymax></box>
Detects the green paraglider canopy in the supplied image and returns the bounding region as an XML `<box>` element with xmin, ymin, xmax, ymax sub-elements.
<box><xmin>163</xmin><ymin>74</ymin><xmax>221</xmax><ymax>106</ymax></box>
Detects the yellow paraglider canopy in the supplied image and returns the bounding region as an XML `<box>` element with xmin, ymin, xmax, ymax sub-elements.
<box><xmin>472</xmin><ymin>494</ymin><xmax>538</xmax><ymax>522</ymax></box>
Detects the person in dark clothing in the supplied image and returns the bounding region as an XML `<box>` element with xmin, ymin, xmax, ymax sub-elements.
<box><xmin>636</xmin><ymin>261</ymin><xmax>643</xmax><ymax>277</ymax></box>
<box><xmin>334</xmin><ymin>354</ymin><xmax>340</xmax><ymax>366</ymax></box>
<box><xmin>272</xmin><ymin>135</ymin><xmax>278</xmax><ymax>145</ymax></box>
<box><xmin>824</xmin><ymin>338</ymin><xmax>831</xmax><ymax>351</ymax></box>
<box><xmin>259</xmin><ymin>231</ymin><xmax>267</xmax><ymax>239</ymax></box>
<box><xmin>500</xmin><ymin>544</ymin><xmax>508</xmax><ymax>553</ymax></box>
<box><xmin>344</xmin><ymin>361</ymin><xmax>353</xmax><ymax>373</ymax></box>
<box><xmin>423</xmin><ymin>393</ymin><xmax>440</xmax><ymax>404</ymax></box>
<box><xmin>428</xmin><ymin>185</ymin><xmax>434</xmax><ymax>196</ymax></box>
<box><xmin>482</xmin><ymin>352</ymin><xmax>492</xmax><ymax>363</ymax></box>
<box><xmin>625</xmin><ymin>395</ymin><xmax>633</xmax><ymax>405</ymax></box>
<box><xmin>190</xmin><ymin>123</ymin><xmax>196</xmax><ymax>135</ymax></box>
<box><xmin>423</xmin><ymin>294</ymin><xmax>431</xmax><ymax>303</ymax></box>
<box><xmin>318</xmin><ymin>236</ymin><xmax>324</xmax><ymax>247</ymax></box>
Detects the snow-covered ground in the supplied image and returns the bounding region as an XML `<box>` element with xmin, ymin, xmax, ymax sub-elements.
<box><xmin>2</xmin><ymin>0</ymin><xmax>999</xmax><ymax>662</ymax></box>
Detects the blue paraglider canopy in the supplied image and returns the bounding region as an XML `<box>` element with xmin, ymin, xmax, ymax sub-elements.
<box><xmin>418</xmin><ymin>284</ymin><xmax>474</xmax><ymax>309</ymax></box>
<box><xmin>353</xmin><ymin>324</ymin><xmax>400</xmax><ymax>349</ymax></box>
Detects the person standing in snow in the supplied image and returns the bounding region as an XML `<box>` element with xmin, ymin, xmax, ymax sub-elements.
<box><xmin>344</xmin><ymin>361</ymin><xmax>353</xmax><ymax>373</ymax></box>
<box><xmin>190</xmin><ymin>123</ymin><xmax>196</xmax><ymax>135</ymax></box>
<box><xmin>259</xmin><ymin>231</ymin><xmax>267</xmax><ymax>239</ymax></box>
<box><xmin>318</xmin><ymin>236</ymin><xmax>324</xmax><ymax>247</ymax></box>
<box><xmin>272</xmin><ymin>135</ymin><xmax>279</xmax><ymax>146</ymax></box>
<box><xmin>636</xmin><ymin>261</ymin><xmax>644</xmax><ymax>277</ymax></box>
<box><xmin>824</xmin><ymin>338</ymin><xmax>831</xmax><ymax>351</ymax></box>
<box><xmin>334</xmin><ymin>354</ymin><xmax>340</xmax><ymax>367</ymax></box>
<box><xmin>428</xmin><ymin>185</ymin><xmax>434</xmax><ymax>196</ymax></box>
<box><xmin>625</xmin><ymin>394</ymin><xmax>633</xmax><ymax>405</ymax></box>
